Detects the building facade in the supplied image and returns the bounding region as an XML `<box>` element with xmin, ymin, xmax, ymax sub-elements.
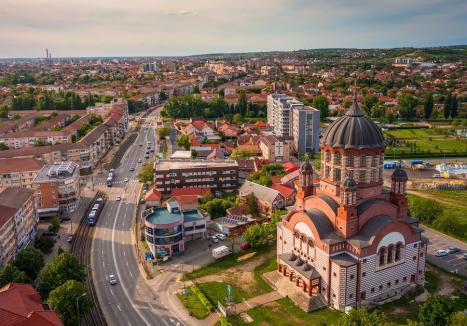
<box><xmin>267</xmin><ymin>94</ymin><xmax>304</xmax><ymax>138</ymax></box>
<box><xmin>154</xmin><ymin>160</ymin><xmax>239</xmax><ymax>195</ymax></box>
<box><xmin>259</xmin><ymin>134</ymin><xmax>292</xmax><ymax>162</ymax></box>
<box><xmin>32</xmin><ymin>161</ymin><xmax>80</xmax><ymax>217</ymax></box>
<box><xmin>0</xmin><ymin>158</ymin><xmax>45</xmax><ymax>190</ymax></box>
<box><xmin>275</xmin><ymin>99</ymin><xmax>426</xmax><ymax>312</ymax></box>
<box><xmin>292</xmin><ymin>106</ymin><xmax>320</xmax><ymax>154</ymax></box>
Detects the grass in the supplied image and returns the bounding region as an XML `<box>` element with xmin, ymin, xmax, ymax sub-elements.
<box><xmin>253</xmin><ymin>255</ymin><xmax>277</xmax><ymax>294</ymax></box>
<box><xmin>183</xmin><ymin>244</ymin><xmax>275</xmax><ymax>280</ymax></box>
<box><xmin>425</xmin><ymin>270</ymin><xmax>438</xmax><ymax>294</ymax></box>
<box><xmin>198</xmin><ymin>281</ymin><xmax>247</xmax><ymax>305</ymax></box>
<box><xmin>176</xmin><ymin>287</ymin><xmax>212</xmax><ymax>319</ymax></box>
<box><xmin>226</xmin><ymin>298</ymin><xmax>342</xmax><ymax>326</ymax></box>
<box><xmin>373</xmin><ymin>291</ymin><xmax>420</xmax><ymax>325</ymax></box>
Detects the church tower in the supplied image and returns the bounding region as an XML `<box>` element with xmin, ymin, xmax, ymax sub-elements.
<box><xmin>295</xmin><ymin>161</ymin><xmax>314</xmax><ymax>211</ymax></box>
<box><xmin>336</xmin><ymin>172</ymin><xmax>359</xmax><ymax>238</ymax></box>
<box><xmin>390</xmin><ymin>162</ymin><xmax>409</xmax><ymax>219</ymax></box>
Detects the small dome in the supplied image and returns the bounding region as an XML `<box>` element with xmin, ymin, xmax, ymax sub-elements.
<box><xmin>300</xmin><ymin>161</ymin><xmax>313</xmax><ymax>173</ymax></box>
<box><xmin>342</xmin><ymin>173</ymin><xmax>357</xmax><ymax>190</ymax></box>
<box><xmin>391</xmin><ymin>166</ymin><xmax>408</xmax><ymax>181</ymax></box>
<box><xmin>321</xmin><ymin>100</ymin><xmax>385</xmax><ymax>149</ymax></box>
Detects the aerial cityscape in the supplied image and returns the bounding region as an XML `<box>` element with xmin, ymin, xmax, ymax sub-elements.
<box><xmin>0</xmin><ymin>1</ymin><xmax>466</xmax><ymax>326</ymax></box>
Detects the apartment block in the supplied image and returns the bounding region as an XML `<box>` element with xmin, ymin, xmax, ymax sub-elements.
<box><xmin>259</xmin><ymin>134</ymin><xmax>291</xmax><ymax>162</ymax></box>
<box><xmin>267</xmin><ymin>93</ymin><xmax>304</xmax><ymax>138</ymax></box>
<box><xmin>154</xmin><ymin>160</ymin><xmax>239</xmax><ymax>195</ymax></box>
<box><xmin>32</xmin><ymin>161</ymin><xmax>80</xmax><ymax>217</ymax></box>
<box><xmin>292</xmin><ymin>106</ymin><xmax>320</xmax><ymax>154</ymax></box>
<box><xmin>0</xmin><ymin>158</ymin><xmax>46</xmax><ymax>190</ymax></box>
<box><xmin>0</xmin><ymin>187</ymin><xmax>37</xmax><ymax>265</ymax></box>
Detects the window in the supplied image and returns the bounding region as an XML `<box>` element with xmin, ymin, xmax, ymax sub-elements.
<box><xmin>403</xmin><ymin>276</ymin><xmax>407</xmax><ymax>282</ymax></box>
<box><xmin>420</xmin><ymin>252</ymin><xmax>424</xmax><ymax>257</ymax></box>
<box><xmin>387</xmin><ymin>282</ymin><xmax>391</xmax><ymax>288</ymax></box>
<box><xmin>362</xmin><ymin>259</ymin><xmax>367</xmax><ymax>263</ymax></box>
<box><xmin>323</xmin><ymin>266</ymin><xmax>326</xmax><ymax>271</ymax></box>
<box><xmin>332</xmin><ymin>293</ymin><xmax>336</xmax><ymax>298</ymax></box>
<box><xmin>413</xmin><ymin>256</ymin><xmax>417</xmax><ymax>261</ymax></box>
<box><xmin>350</xmin><ymin>274</ymin><xmax>355</xmax><ymax>280</ymax></box>
<box><xmin>360</xmin><ymin>291</ymin><xmax>366</xmax><ymax>300</ymax></box>
<box><xmin>359</xmin><ymin>170</ymin><xmax>366</xmax><ymax>183</ymax></box>
<box><xmin>359</xmin><ymin>155</ymin><xmax>366</xmax><ymax>167</ymax></box>
<box><xmin>395</xmin><ymin>243</ymin><xmax>402</xmax><ymax>261</ymax></box>
<box><xmin>387</xmin><ymin>245</ymin><xmax>394</xmax><ymax>264</ymax></box>
<box><xmin>335</xmin><ymin>168</ymin><xmax>341</xmax><ymax>182</ymax></box>
<box><xmin>395</xmin><ymin>279</ymin><xmax>399</xmax><ymax>285</ymax></box>
<box><xmin>371</xmin><ymin>156</ymin><xmax>378</xmax><ymax>167</ymax></box>
<box><xmin>371</xmin><ymin>288</ymin><xmax>375</xmax><ymax>293</ymax></box>
<box><xmin>349</xmin><ymin>293</ymin><xmax>353</xmax><ymax>299</ymax></box>
<box><xmin>370</xmin><ymin>169</ymin><xmax>377</xmax><ymax>183</ymax></box>
<box><xmin>335</xmin><ymin>153</ymin><xmax>341</xmax><ymax>165</ymax></box>
<box><xmin>346</xmin><ymin>155</ymin><xmax>354</xmax><ymax>167</ymax></box>
<box><xmin>414</xmin><ymin>243</ymin><xmax>418</xmax><ymax>248</ymax></box>
<box><xmin>379</xmin><ymin>285</ymin><xmax>383</xmax><ymax>291</ymax></box>
<box><xmin>379</xmin><ymin>247</ymin><xmax>386</xmax><ymax>266</ymax></box>
<box><xmin>333</xmin><ymin>272</ymin><xmax>337</xmax><ymax>277</ymax></box>
<box><xmin>362</xmin><ymin>272</ymin><xmax>366</xmax><ymax>277</ymax></box>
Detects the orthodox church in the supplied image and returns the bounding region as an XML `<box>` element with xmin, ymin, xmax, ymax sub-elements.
<box><xmin>276</xmin><ymin>98</ymin><xmax>426</xmax><ymax>311</ymax></box>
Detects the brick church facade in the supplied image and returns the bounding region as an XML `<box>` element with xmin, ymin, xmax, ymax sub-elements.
<box><xmin>276</xmin><ymin>98</ymin><xmax>426</xmax><ymax>311</ymax></box>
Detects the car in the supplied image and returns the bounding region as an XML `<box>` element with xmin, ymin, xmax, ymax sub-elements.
<box><xmin>210</xmin><ymin>236</ymin><xmax>219</xmax><ymax>243</ymax></box>
<box><xmin>435</xmin><ymin>249</ymin><xmax>449</xmax><ymax>257</ymax></box>
<box><xmin>215</xmin><ymin>233</ymin><xmax>226</xmax><ymax>241</ymax></box>
<box><xmin>432</xmin><ymin>174</ymin><xmax>443</xmax><ymax>178</ymax></box>
<box><xmin>66</xmin><ymin>235</ymin><xmax>73</xmax><ymax>243</ymax></box>
<box><xmin>96</xmin><ymin>197</ymin><xmax>104</xmax><ymax>202</ymax></box>
<box><xmin>464</xmin><ymin>253</ymin><xmax>467</xmax><ymax>260</ymax></box>
<box><xmin>138</xmin><ymin>159</ymin><xmax>142</xmax><ymax>163</ymax></box>
<box><xmin>448</xmin><ymin>246</ymin><xmax>460</xmax><ymax>254</ymax></box>
<box><xmin>109</xmin><ymin>169</ymin><xmax>114</xmax><ymax>173</ymax></box>
<box><xmin>116</xmin><ymin>195</ymin><xmax>121</xmax><ymax>201</ymax></box>
<box><xmin>109</xmin><ymin>274</ymin><xmax>118</xmax><ymax>285</ymax></box>
<box><xmin>145</xmin><ymin>155</ymin><xmax>149</xmax><ymax>159</ymax></box>
<box><xmin>139</xmin><ymin>143</ymin><xmax>143</xmax><ymax>146</ymax></box>
<box><xmin>124</xmin><ymin>178</ymin><xmax>129</xmax><ymax>182</ymax></box>
<box><xmin>129</xmin><ymin>167</ymin><xmax>135</xmax><ymax>172</ymax></box>
<box><xmin>150</xmin><ymin>149</ymin><xmax>155</xmax><ymax>153</ymax></box>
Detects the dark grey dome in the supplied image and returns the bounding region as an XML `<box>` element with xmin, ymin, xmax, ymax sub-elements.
<box><xmin>391</xmin><ymin>166</ymin><xmax>408</xmax><ymax>181</ymax></box>
<box><xmin>342</xmin><ymin>172</ymin><xmax>357</xmax><ymax>190</ymax></box>
<box><xmin>300</xmin><ymin>161</ymin><xmax>313</xmax><ymax>173</ymax></box>
<box><xmin>322</xmin><ymin>100</ymin><xmax>385</xmax><ymax>149</ymax></box>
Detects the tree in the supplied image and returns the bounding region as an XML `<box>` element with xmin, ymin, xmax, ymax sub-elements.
<box><xmin>0</xmin><ymin>265</ymin><xmax>30</xmax><ymax>287</ymax></box>
<box><xmin>48</xmin><ymin>215</ymin><xmax>61</xmax><ymax>234</ymax></box>
<box><xmin>237</xmin><ymin>91</ymin><xmax>248</xmax><ymax>116</ymax></box>
<box><xmin>137</xmin><ymin>159</ymin><xmax>154</xmax><ymax>183</ymax></box>
<box><xmin>176</xmin><ymin>134</ymin><xmax>190</xmax><ymax>150</ymax></box>
<box><xmin>0</xmin><ymin>143</ymin><xmax>9</xmax><ymax>151</ymax></box>
<box><xmin>451</xmin><ymin>94</ymin><xmax>458</xmax><ymax>118</ymax></box>
<box><xmin>191</xmin><ymin>149</ymin><xmax>198</xmax><ymax>159</ymax></box>
<box><xmin>363</xmin><ymin>94</ymin><xmax>378</xmax><ymax>116</ymax></box>
<box><xmin>232</xmin><ymin>113</ymin><xmax>242</xmax><ymax>124</ymax></box>
<box><xmin>408</xmin><ymin>196</ymin><xmax>444</xmax><ymax>225</ymax></box>
<box><xmin>423</xmin><ymin>92</ymin><xmax>434</xmax><ymax>119</ymax></box>
<box><xmin>398</xmin><ymin>93</ymin><xmax>418</xmax><ymax>119</ymax></box>
<box><xmin>48</xmin><ymin>280</ymin><xmax>93</xmax><ymax>326</ymax></box>
<box><xmin>159</xmin><ymin>91</ymin><xmax>168</xmax><ymax>102</ymax></box>
<box><xmin>450</xmin><ymin>311</ymin><xmax>467</xmax><ymax>326</ymax></box>
<box><xmin>418</xmin><ymin>295</ymin><xmax>455</xmax><ymax>326</ymax></box>
<box><xmin>338</xmin><ymin>308</ymin><xmax>385</xmax><ymax>326</ymax></box>
<box><xmin>312</xmin><ymin>95</ymin><xmax>329</xmax><ymax>119</ymax></box>
<box><xmin>229</xmin><ymin>149</ymin><xmax>253</xmax><ymax>160</ymax></box>
<box><xmin>199</xmin><ymin>198</ymin><xmax>234</xmax><ymax>218</ymax></box>
<box><xmin>34</xmin><ymin>235</ymin><xmax>56</xmax><ymax>254</ymax></box>
<box><xmin>13</xmin><ymin>247</ymin><xmax>44</xmax><ymax>281</ymax></box>
<box><xmin>192</xmin><ymin>86</ymin><xmax>200</xmax><ymax>94</ymax></box>
<box><xmin>36</xmin><ymin>252</ymin><xmax>85</xmax><ymax>298</ymax></box>
<box><xmin>443</xmin><ymin>93</ymin><xmax>453</xmax><ymax>119</ymax></box>
<box><xmin>433</xmin><ymin>214</ymin><xmax>461</xmax><ymax>235</ymax></box>
<box><xmin>242</xmin><ymin>224</ymin><xmax>268</xmax><ymax>248</ymax></box>
<box><xmin>245</xmin><ymin>193</ymin><xmax>260</xmax><ymax>217</ymax></box>
<box><xmin>157</xmin><ymin>127</ymin><xmax>170</xmax><ymax>139</ymax></box>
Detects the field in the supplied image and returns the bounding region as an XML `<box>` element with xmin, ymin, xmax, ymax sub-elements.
<box><xmin>384</xmin><ymin>128</ymin><xmax>467</xmax><ymax>156</ymax></box>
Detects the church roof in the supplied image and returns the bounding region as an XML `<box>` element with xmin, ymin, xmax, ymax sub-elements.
<box><xmin>315</xmin><ymin>193</ymin><xmax>339</xmax><ymax>215</ymax></box>
<box><xmin>330</xmin><ymin>253</ymin><xmax>358</xmax><ymax>267</ymax></box>
<box><xmin>348</xmin><ymin>215</ymin><xmax>395</xmax><ymax>248</ymax></box>
<box><xmin>321</xmin><ymin>99</ymin><xmax>385</xmax><ymax>149</ymax></box>
<box><xmin>356</xmin><ymin>198</ymin><xmax>389</xmax><ymax>216</ymax></box>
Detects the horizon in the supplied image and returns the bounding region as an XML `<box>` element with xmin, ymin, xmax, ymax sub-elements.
<box><xmin>1</xmin><ymin>0</ymin><xmax>466</xmax><ymax>58</ymax></box>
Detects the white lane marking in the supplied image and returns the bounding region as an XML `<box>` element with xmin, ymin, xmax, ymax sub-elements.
<box><xmin>101</xmin><ymin>249</ymin><xmax>104</xmax><ymax>255</ymax></box>
<box><xmin>127</xmin><ymin>322</ymin><xmax>132</xmax><ymax>326</ymax></box>
<box><xmin>123</xmin><ymin>251</ymin><xmax>126</xmax><ymax>257</ymax></box>
<box><xmin>129</xmin><ymin>271</ymin><xmax>133</xmax><ymax>277</ymax></box>
<box><xmin>117</xmin><ymin>304</ymin><xmax>122</xmax><ymax>311</ymax></box>
<box><xmin>162</xmin><ymin>319</ymin><xmax>170</xmax><ymax>326</ymax></box>
<box><xmin>110</xmin><ymin>289</ymin><xmax>114</xmax><ymax>296</ymax></box>
<box><xmin>126</xmin><ymin>261</ymin><xmax>129</xmax><ymax>267</ymax></box>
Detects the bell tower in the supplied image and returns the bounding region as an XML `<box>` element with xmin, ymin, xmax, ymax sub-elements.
<box><xmin>336</xmin><ymin>172</ymin><xmax>359</xmax><ymax>238</ymax></box>
<box><xmin>390</xmin><ymin>162</ymin><xmax>408</xmax><ymax>219</ymax></box>
<box><xmin>296</xmin><ymin>161</ymin><xmax>314</xmax><ymax>211</ymax></box>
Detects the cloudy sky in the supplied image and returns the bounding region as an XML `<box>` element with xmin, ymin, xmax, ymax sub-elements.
<box><xmin>0</xmin><ymin>0</ymin><xmax>466</xmax><ymax>58</ymax></box>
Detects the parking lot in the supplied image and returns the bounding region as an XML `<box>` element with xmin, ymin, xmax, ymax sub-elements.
<box><xmin>422</xmin><ymin>225</ymin><xmax>467</xmax><ymax>276</ymax></box>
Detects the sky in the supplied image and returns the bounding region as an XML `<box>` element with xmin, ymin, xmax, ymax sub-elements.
<box><xmin>0</xmin><ymin>0</ymin><xmax>466</xmax><ymax>58</ymax></box>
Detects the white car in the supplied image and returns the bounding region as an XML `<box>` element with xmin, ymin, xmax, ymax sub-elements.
<box><xmin>435</xmin><ymin>249</ymin><xmax>448</xmax><ymax>257</ymax></box>
<box><xmin>116</xmin><ymin>195</ymin><xmax>121</xmax><ymax>201</ymax></box>
<box><xmin>109</xmin><ymin>274</ymin><xmax>118</xmax><ymax>285</ymax></box>
<box><xmin>211</xmin><ymin>236</ymin><xmax>219</xmax><ymax>243</ymax></box>
<box><xmin>124</xmin><ymin>178</ymin><xmax>129</xmax><ymax>182</ymax></box>
<box><xmin>215</xmin><ymin>233</ymin><xmax>226</xmax><ymax>241</ymax></box>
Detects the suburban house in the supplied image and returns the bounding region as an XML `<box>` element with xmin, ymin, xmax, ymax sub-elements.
<box><xmin>239</xmin><ymin>180</ymin><xmax>286</xmax><ymax>215</ymax></box>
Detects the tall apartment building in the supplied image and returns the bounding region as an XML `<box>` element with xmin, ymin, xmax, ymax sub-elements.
<box><xmin>292</xmin><ymin>106</ymin><xmax>320</xmax><ymax>154</ymax></box>
<box><xmin>154</xmin><ymin>160</ymin><xmax>239</xmax><ymax>195</ymax></box>
<box><xmin>0</xmin><ymin>187</ymin><xmax>37</xmax><ymax>265</ymax></box>
<box><xmin>32</xmin><ymin>161</ymin><xmax>80</xmax><ymax>217</ymax></box>
<box><xmin>0</xmin><ymin>158</ymin><xmax>46</xmax><ymax>190</ymax></box>
<box><xmin>267</xmin><ymin>94</ymin><xmax>321</xmax><ymax>154</ymax></box>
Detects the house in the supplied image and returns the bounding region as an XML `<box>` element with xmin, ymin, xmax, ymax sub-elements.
<box><xmin>144</xmin><ymin>189</ymin><xmax>162</xmax><ymax>207</ymax></box>
<box><xmin>239</xmin><ymin>180</ymin><xmax>285</xmax><ymax>215</ymax></box>
<box><xmin>259</xmin><ymin>134</ymin><xmax>291</xmax><ymax>162</ymax></box>
<box><xmin>271</xmin><ymin>183</ymin><xmax>296</xmax><ymax>206</ymax></box>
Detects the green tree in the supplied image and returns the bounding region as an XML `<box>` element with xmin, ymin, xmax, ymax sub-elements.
<box><xmin>0</xmin><ymin>265</ymin><xmax>30</xmax><ymax>287</ymax></box>
<box><xmin>199</xmin><ymin>198</ymin><xmax>234</xmax><ymax>218</ymax></box>
<box><xmin>191</xmin><ymin>149</ymin><xmax>198</xmax><ymax>159</ymax></box>
<box><xmin>237</xmin><ymin>91</ymin><xmax>248</xmax><ymax>116</ymax></box>
<box><xmin>451</xmin><ymin>94</ymin><xmax>458</xmax><ymax>118</ymax></box>
<box><xmin>408</xmin><ymin>196</ymin><xmax>444</xmax><ymax>225</ymax></box>
<box><xmin>423</xmin><ymin>92</ymin><xmax>434</xmax><ymax>119</ymax></box>
<box><xmin>232</xmin><ymin>113</ymin><xmax>242</xmax><ymax>124</ymax></box>
<box><xmin>398</xmin><ymin>93</ymin><xmax>418</xmax><ymax>119</ymax></box>
<box><xmin>433</xmin><ymin>214</ymin><xmax>461</xmax><ymax>236</ymax></box>
<box><xmin>312</xmin><ymin>95</ymin><xmax>329</xmax><ymax>119</ymax></box>
<box><xmin>157</xmin><ymin>127</ymin><xmax>170</xmax><ymax>139</ymax></box>
<box><xmin>13</xmin><ymin>247</ymin><xmax>44</xmax><ymax>281</ymax></box>
<box><xmin>443</xmin><ymin>93</ymin><xmax>453</xmax><ymax>119</ymax></box>
<box><xmin>48</xmin><ymin>280</ymin><xmax>93</xmax><ymax>326</ymax></box>
<box><xmin>34</xmin><ymin>235</ymin><xmax>56</xmax><ymax>254</ymax></box>
<box><xmin>176</xmin><ymin>134</ymin><xmax>190</xmax><ymax>150</ymax></box>
<box><xmin>192</xmin><ymin>86</ymin><xmax>200</xmax><ymax>94</ymax></box>
<box><xmin>48</xmin><ymin>215</ymin><xmax>61</xmax><ymax>234</ymax></box>
<box><xmin>137</xmin><ymin>159</ymin><xmax>154</xmax><ymax>183</ymax></box>
<box><xmin>363</xmin><ymin>94</ymin><xmax>378</xmax><ymax>116</ymax></box>
<box><xmin>36</xmin><ymin>252</ymin><xmax>85</xmax><ymax>298</ymax></box>
<box><xmin>242</xmin><ymin>224</ymin><xmax>268</xmax><ymax>248</ymax></box>
<box><xmin>418</xmin><ymin>295</ymin><xmax>455</xmax><ymax>326</ymax></box>
<box><xmin>338</xmin><ymin>307</ymin><xmax>385</xmax><ymax>326</ymax></box>
<box><xmin>159</xmin><ymin>91</ymin><xmax>168</xmax><ymax>102</ymax></box>
<box><xmin>245</xmin><ymin>193</ymin><xmax>260</xmax><ymax>217</ymax></box>
<box><xmin>450</xmin><ymin>311</ymin><xmax>467</xmax><ymax>326</ymax></box>
<box><xmin>0</xmin><ymin>143</ymin><xmax>9</xmax><ymax>151</ymax></box>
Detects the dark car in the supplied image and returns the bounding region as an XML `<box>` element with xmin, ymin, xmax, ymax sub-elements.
<box><xmin>448</xmin><ymin>246</ymin><xmax>461</xmax><ymax>254</ymax></box>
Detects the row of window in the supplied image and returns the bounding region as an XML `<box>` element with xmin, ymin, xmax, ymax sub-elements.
<box><xmin>324</xmin><ymin>153</ymin><xmax>383</xmax><ymax>167</ymax></box>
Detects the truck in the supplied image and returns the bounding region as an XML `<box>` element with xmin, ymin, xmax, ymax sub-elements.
<box><xmin>212</xmin><ymin>245</ymin><xmax>232</xmax><ymax>259</ymax></box>
<box><xmin>383</xmin><ymin>161</ymin><xmax>396</xmax><ymax>169</ymax></box>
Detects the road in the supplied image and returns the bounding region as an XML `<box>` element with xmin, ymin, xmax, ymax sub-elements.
<box><xmin>91</xmin><ymin>106</ymin><xmax>197</xmax><ymax>326</ymax></box>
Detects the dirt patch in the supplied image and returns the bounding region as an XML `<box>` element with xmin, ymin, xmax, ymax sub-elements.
<box><xmin>436</xmin><ymin>272</ymin><xmax>456</xmax><ymax>296</ymax></box>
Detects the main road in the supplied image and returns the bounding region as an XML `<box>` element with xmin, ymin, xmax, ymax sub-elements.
<box><xmin>91</xmin><ymin>107</ymin><xmax>197</xmax><ymax>326</ymax></box>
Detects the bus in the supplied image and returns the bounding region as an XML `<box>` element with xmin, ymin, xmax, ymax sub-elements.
<box><xmin>106</xmin><ymin>172</ymin><xmax>114</xmax><ymax>187</ymax></box>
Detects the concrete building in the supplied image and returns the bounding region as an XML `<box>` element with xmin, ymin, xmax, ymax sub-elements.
<box><xmin>154</xmin><ymin>160</ymin><xmax>239</xmax><ymax>195</ymax></box>
<box><xmin>0</xmin><ymin>187</ymin><xmax>37</xmax><ymax>265</ymax></box>
<box><xmin>32</xmin><ymin>161</ymin><xmax>80</xmax><ymax>217</ymax></box>
<box><xmin>292</xmin><ymin>106</ymin><xmax>320</xmax><ymax>154</ymax></box>
<box><xmin>274</xmin><ymin>99</ymin><xmax>426</xmax><ymax>312</ymax></box>
<box><xmin>267</xmin><ymin>94</ymin><xmax>304</xmax><ymax>138</ymax></box>
<box><xmin>0</xmin><ymin>158</ymin><xmax>46</xmax><ymax>190</ymax></box>
<box><xmin>259</xmin><ymin>134</ymin><xmax>292</xmax><ymax>162</ymax></box>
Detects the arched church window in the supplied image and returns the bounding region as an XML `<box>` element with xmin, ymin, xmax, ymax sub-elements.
<box><xmin>359</xmin><ymin>170</ymin><xmax>366</xmax><ymax>183</ymax></box>
<box><xmin>335</xmin><ymin>153</ymin><xmax>341</xmax><ymax>165</ymax></box>
<box><xmin>346</xmin><ymin>155</ymin><xmax>354</xmax><ymax>167</ymax></box>
<box><xmin>379</xmin><ymin>247</ymin><xmax>386</xmax><ymax>266</ymax></box>
<box><xmin>395</xmin><ymin>242</ymin><xmax>402</xmax><ymax>261</ymax></box>
<box><xmin>359</xmin><ymin>155</ymin><xmax>366</xmax><ymax>167</ymax></box>
<box><xmin>335</xmin><ymin>168</ymin><xmax>342</xmax><ymax>182</ymax></box>
<box><xmin>387</xmin><ymin>245</ymin><xmax>394</xmax><ymax>264</ymax></box>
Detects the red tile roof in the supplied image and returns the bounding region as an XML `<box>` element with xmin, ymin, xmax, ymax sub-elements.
<box><xmin>282</xmin><ymin>162</ymin><xmax>299</xmax><ymax>173</ymax></box>
<box><xmin>145</xmin><ymin>189</ymin><xmax>162</xmax><ymax>201</ymax></box>
<box><xmin>271</xmin><ymin>184</ymin><xmax>295</xmax><ymax>198</ymax></box>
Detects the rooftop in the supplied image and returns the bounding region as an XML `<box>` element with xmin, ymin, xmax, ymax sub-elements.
<box><xmin>156</xmin><ymin>159</ymin><xmax>238</xmax><ymax>171</ymax></box>
<box><xmin>33</xmin><ymin>161</ymin><xmax>79</xmax><ymax>183</ymax></box>
<box><xmin>145</xmin><ymin>207</ymin><xmax>183</xmax><ymax>225</ymax></box>
<box><xmin>0</xmin><ymin>187</ymin><xmax>35</xmax><ymax>210</ymax></box>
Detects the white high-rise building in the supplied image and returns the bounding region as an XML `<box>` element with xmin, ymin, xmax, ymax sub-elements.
<box><xmin>267</xmin><ymin>94</ymin><xmax>304</xmax><ymax>138</ymax></box>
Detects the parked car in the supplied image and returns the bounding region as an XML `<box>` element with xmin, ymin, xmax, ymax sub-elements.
<box><xmin>210</xmin><ymin>236</ymin><xmax>219</xmax><ymax>243</ymax></box>
<box><xmin>130</xmin><ymin>167</ymin><xmax>135</xmax><ymax>172</ymax></box>
<box><xmin>109</xmin><ymin>274</ymin><xmax>118</xmax><ymax>285</ymax></box>
<box><xmin>215</xmin><ymin>233</ymin><xmax>226</xmax><ymax>241</ymax></box>
<box><xmin>116</xmin><ymin>195</ymin><xmax>121</xmax><ymax>201</ymax></box>
<box><xmin>124</xmin><ymin>178</ymin><xmax>129</xmax><ymax>182</ymax></box>
<box><xmin>448</xmin><ymin>246</ymin><xmax>461</xmax><ymax>254</ymax></box>
<box><xmin>463</xmin><ymin>253</ymin><xmax>467</xmax><ymax>260</ymax></box>
<box><xmin>435</xmin><ymin>249</ymin><xmax>449</xmax><ymax>257</ymax></box>
<box><xmin>432</xmin><ymin>174</ymin><xmax>443</xmax><ymax>178</ymax></box>
<box><xmin>66</xmin><ymin>235</ymin><xmax>73</xmax><ymax>243</ymax></box>
<box><xmin>138</xmin><ymin>159</ymin><xmax>142</xmax><ymax>163</ymax></box>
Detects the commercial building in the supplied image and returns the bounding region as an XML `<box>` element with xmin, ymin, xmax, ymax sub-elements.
<box><xmin>154</xmin><ymin>160</ymin><xmax>239</xmax><ymax>195</ymax></box>
<box><xmin>274</xmin><ymin>99</ymin><xmax>426</xmax><ymax>312</ymax></box>
<box><xmin>0</xmin><ymin>283</ymin><xmax>62</xmax><ymax>325</ymax></box>
<box><xmin>292</xmin><ymin>106</ymin><xmax>320</xmax><ymax>154</ymax></box>
<box><xmin>32</xmin><ymin>161</ymin><xmax>80</xmax><ymax>217</ymax></box>
<box><xmin>0</xmin><ymin>157</ymin><xmax>46</xmax><ymax>190</ymax></box>
<box><xmin>143</xmin><ymin>197</ymin><xmax>207</xmax><ymax>257</ymax></box>
<box><xmin>0</xmin><ymin>187</ymin><xmax>37</xmax><ymax>265</ymax></box>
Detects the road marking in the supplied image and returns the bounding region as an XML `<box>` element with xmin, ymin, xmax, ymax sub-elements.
<box><xmin>101</xmin><ymin>249</ymin><xmax>104</xmax><ymax>255</ymax></box>
<box><xmin>117</xmin><ymin>304</ymin><xmax>122</xmax><ymax>311</ymax></box>
<box><xmin>129</xmin><ymin>271</ymin><xmax>133</xmax><ymax>277</ymax></box>
<box><xmin>102</xmin><ymin>261</ymin><xmax>105</xmax><ymax>267</ymax></box>
<box><xmin>126</xmin><ymin>261</ymin><xmax>129</xmax><ymax>267</ymax></box>
<box><xmin>162</xmin><ymin>319</ymin><xmax>170</xmax><ymax>326</ymax></box>
<box><xmin>123</xmin><ymin>251</ymin><xmax>126</xmax><ymax>257</ymax></box>
<box><xmin>110</xmin><ymin>289</ymin><xmax>114</xmax><ymax>295</ymax></box>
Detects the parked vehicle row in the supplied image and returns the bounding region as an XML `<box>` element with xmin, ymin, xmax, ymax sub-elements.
<box><xmin>435</xmin><ymin>246</ymin><xmax>466</xmax><ymax>259</ymax></box>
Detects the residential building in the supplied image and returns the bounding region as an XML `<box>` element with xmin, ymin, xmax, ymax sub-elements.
<box><xmin>267</xmin><ymin>94</ymin><xmax>304</xmax><ymax>138</ymax></box>
<box><xmin>292</xmin><ymin>106</ymin><xmax>320</xmax><ymax>154</ymax></box>
<box><xmin>239</xmin><ymin>180</ymin><xmax>286</xmax><ymax>215</ymax></box>
<box><xmin>0</xmin><ymin>283</ymin><xmax>62</xmax><ymax>326</ymax></box>
<box><xmin>32</xmin><ymin>161</ymin><xmax>80</xmax><ymax>217</ymax></box>
<box><xmin>259</xmin><ymin>134</ymin><xmax>291</xmax><ymax>162</ymax></box>
<box><xmin>0</xmin><ymin>158</ymin><xmax>46</xmax><ymax>190</ymax></box>
<box><xmin>154</xmin><ymin>160</ymin><xmax>239</xmax><ymax>195</ymax></box>
<box><xmin>274</xmin><ymin>99</ymin><xmax>425</xmax><ymax>312</ymax></box>
<box><xmin>0</xmin><ymin>187</ymin><xmax>36</xmax><ymax>265</ymax></box>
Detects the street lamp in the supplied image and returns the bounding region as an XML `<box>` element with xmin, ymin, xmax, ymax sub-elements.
<box><xmin>76</xmin><ymin>293</ymin><xmax>87</xmax><ymax>318</ymax></box>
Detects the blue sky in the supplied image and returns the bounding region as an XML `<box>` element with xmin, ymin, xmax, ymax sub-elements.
<box><xmin>0</xmin><ymin>0</ymin><xmax>466</xmax><ymax>58</ymax></box>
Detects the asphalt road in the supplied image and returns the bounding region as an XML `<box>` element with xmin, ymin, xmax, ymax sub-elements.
<box><xmin>91</xmin><ymin>107</ymin><xmax>193</xmax><ymax>326</ymax></box>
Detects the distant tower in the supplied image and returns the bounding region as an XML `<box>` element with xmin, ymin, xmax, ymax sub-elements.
<box><xmin>295</xmin><ymin>161</ymin><xmax>314</xmax><ymax>211</ymax></box>
<box><xmin>46</xmin><ymin>48</ymin><xmax>49</xmax><ymax>59</ymax></box>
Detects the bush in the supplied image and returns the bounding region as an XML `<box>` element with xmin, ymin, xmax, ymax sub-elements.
<box><xmin>48</xmin><ymin>215</ymin><xmax>61</xmax><ymax>234</ymax></box>
<box><xmin>35</xmin><ymin>235</ymin><xmax>55</xmax><ymax>254</ymax></box>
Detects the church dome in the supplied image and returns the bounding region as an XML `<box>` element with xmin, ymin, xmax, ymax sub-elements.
<box><xmin>321</xmin><ymin>100</ymin><xmax>385</xmax><ymax>150</ymax></box>
<box><xmin>391</xmin><ymin>165</ymin><xmax>408</xmax><ymax>181</ymax></box>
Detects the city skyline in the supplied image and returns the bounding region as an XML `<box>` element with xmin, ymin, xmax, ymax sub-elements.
<box><xmin>1</xmin><ymin>0</ymin><xmax>466</xmax><ymax>58</ymax></box>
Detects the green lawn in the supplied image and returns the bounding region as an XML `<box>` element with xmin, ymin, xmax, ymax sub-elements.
<box><xmin>183</xmin><ymin>245</ymin><xmax>275</xmax><ymax>280</ymax></box>
<box><xmin>253</xmin><ymin>255</ymin><xmax>278</xmax><ymax>294</ymax></box>
<box><xmin>177</xmin><ymin>288</ymin><xmax>212</xmax><ymax>319</ymax></box>
<box><xmin>226</xmin><ymin>298</ymin><xmax>342</xmax><ymax>326</ymax></box>
<box><xmin>198</xmin><ymin>281</ymin><xmax>246</xmax><ymax>305</ymax></box>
